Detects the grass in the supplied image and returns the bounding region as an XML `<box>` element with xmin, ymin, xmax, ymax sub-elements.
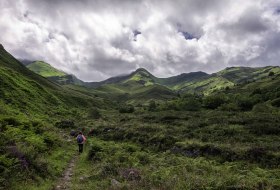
<box><xmin>71</xmin><ymin>136</ymin><xmax>280</xmax><ymax>189</ymax></box>
<box><xmin>67</xmin><ymin>108</ymin><xmax>280</xmax><ymax>189</ymax></box>
<box><xmin>27</xmin><ymin>61</ymin><xmax>67</xmax><ymax>77</ymax></box>
<box><xmin>1</xmin><ymin>44</ymin><xmax>280</xmax><ymax>189</ymax></box>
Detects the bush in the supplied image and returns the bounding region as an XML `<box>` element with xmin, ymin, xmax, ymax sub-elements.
<box><xmin>55</xmin><ymin>120</ymin><xmax>75</xmax><ymax>128</ymax></box>
<box><xmin>179</xmin><ymin>98</ymin><xmax>201</xmax><ymax>111</ymax></box>
<box><xmin>119</xmin><ymin>104</ymin><xmax>134</xmax><ymax>113</ymax></box>
<box><xmin>247</xmin><ymin>122</ymin><xmax>280</xmax><ymax>135</ymax></box>
<box><xmin>236</xmin><ymin>96</ymin><xmax>255</xmax><ymax>111</ymax></box>
<box><xmin>88</xmin><ymin>107</ymin><xmax>101</xmax><ymax>119</ymax></box>
<box><xmin>218</xmin><ymin>103</ymin><xmax>239</xmax><ymax>111</ymax></box>
<box><xmin>271</xmin><ymin>98</ymin><xmax>280</xmax><ymax>107</ymax></box>
<box><xmin>88</xmin><ymin>143</ymin><xmax>103</xmax><ymax>161</ymax></box>
<box><xmin>148</xmin><ymin>100</ymin><xmax>157</xmax><ymax>111</ymax></box>
<box><xmin>269</xmin><ymin>71</ymin><xmax>275</xmax><ymax>76</ymax></box>
<box><xmin>252</xmin><ymin>103</ymin><xmax>274</xmax><ymax>113</ymax></box>
<box><xmin>203</xmin><ymin>94</ymin><xmax>227</xmax><ymax>109</ymax></box>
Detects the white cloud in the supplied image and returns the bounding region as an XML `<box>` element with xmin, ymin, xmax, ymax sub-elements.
<box><xmin>0</xmin><ymin>0</ymin><xmax>279</xmax><ymax>81</ymax></box>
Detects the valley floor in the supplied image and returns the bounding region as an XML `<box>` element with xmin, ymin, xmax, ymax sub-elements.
<box><xmin>1</xmin><ymin>109</ymin><xmax>280</xmax><ymax>190</ymax></box>
<box><xmin>56</xmin><ymin>110</ymin><xmax>280</xmax><ymax>190</ymax></box>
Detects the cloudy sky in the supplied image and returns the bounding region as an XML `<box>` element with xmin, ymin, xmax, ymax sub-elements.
<box><xmin>1</xmin><ymin>0</ymin><xmax>280</xmax><ymax>81</ymax></box>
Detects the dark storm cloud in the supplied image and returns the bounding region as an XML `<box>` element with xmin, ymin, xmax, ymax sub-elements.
<box><xmin>0</xmin><ymin>0</ymin><xmax>279</xmax><ymax>81</ymax></box>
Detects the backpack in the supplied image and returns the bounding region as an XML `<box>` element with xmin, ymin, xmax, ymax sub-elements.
<box><xmin>77</xmin><ymin>135</ymin><xmax>83</xmax><ymax>144</ymax></box>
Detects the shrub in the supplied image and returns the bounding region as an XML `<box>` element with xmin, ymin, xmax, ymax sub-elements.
<box><xmin>236</xmin><ymin>96</ymin><xmax>255</xmax><ymax>111</ymax></box>
<box><xmin>247</xmin><ymin>122</ymin><xmax>280</xmax><ymax>135</ymax></box>
<box><xmin>271</xmin><ymin>98</ymin><xmax>280</xmax><ymax>107</ymax></box>
<box><xmin>88</xmin><ymin>143</ymin><xmax>103</xmax><ymax>161</ymax></box>
<box><xmin>2</xmin><ymin>117</ymin><xmax>21</xmax><ymax>126</ymax></box>
<box><xmin>148</xmin><ymin>100</ymin><xmax>157</xmax><ymax>111</ymax></box>
<box><xmin>218</xmin><ymin>103</ymin><xmax>239</xmax><ymax>111</ymax></box>
<box><xmin>179</xmin><ymin>98</ymin><xmax>201</xmax><ymax>111</ymax></box>
<box><xmin>88</xmin><ymin>107</ymin><xmax>101</xmax><ymax>119</ymax></box>
<box><xmin>268</xmin><ymin>71</ymin><xmax>275</xmax><ymax>76</ymax></box>
<box><xmin>55</xmin><ymin>120</ymin><xmax>75</xmax><ymax>128</ymax></box>
<box><xmin>119</xmin><ymin>104</ymin><xmax>134</xmax><ymax>113</ymax></box>
<box><xmin>252</xmin><ymin>103</ymin><xmax>274</xmax><ymax>113</ymax></box>
<box><xmin>203</xmin><ymin>94</ymin><xmax>227</xmax><ymax>109</ymax></box>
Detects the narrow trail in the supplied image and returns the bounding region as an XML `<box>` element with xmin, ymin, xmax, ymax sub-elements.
<box><xmin>53</xmin><ymin>155</ymin><xmax>78</xmax><ymax>190</ymax></box>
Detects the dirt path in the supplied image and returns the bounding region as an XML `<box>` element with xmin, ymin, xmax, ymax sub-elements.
<box><xmin>53</xmin><ymin>155</ymin><xmax>78</xmax><ymax>190</ymax></box>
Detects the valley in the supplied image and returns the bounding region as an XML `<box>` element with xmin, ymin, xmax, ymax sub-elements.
<box><xmin>0</xmin><ymin>44</ymin><xmax>280</xmax><ymax>189</ymax></box>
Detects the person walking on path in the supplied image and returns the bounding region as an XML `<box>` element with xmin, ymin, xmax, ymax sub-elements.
<box><xmin>77</xmin><ymin>132</ymin><xmax>86</xmax><ymax>153</ymax></box>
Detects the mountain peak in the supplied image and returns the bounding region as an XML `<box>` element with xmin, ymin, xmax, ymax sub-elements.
<box><xmin>135</xmin><ymin>68</ymin><xmax>150</xmax><ymax>73</ymax></box>
<box><xmin>132</xmin><ymin>67</ymin><xmax>154</xmax><ymax>77</ymax></box>
<box><xmin>0</xmin><ymin>44</ymin><xmax>4</xmax><ymax>49</ymax></box>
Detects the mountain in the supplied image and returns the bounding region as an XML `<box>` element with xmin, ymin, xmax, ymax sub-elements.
<box><xmin>84</xmin><ymin>68</ymin><xmax>157</xmax><ymax>88</ymax></box>
<box><xmin>90</xmin><ymin>69</ymin><xmax>178</xmax><ymax>103</ymax></box>
<box><xmin>0</xmin><ymin>44</ymin><xmax>105</xmax><ymax>118</ymax></box>
<box><xmin>23</xmin><ymin>56</ymin><xmax>280</xmax><ymax>102</ymax></box>
<box><xmin>89</xmin><ymin>66</ymin><xmax>280</xmax><ymax>98</ymax></box>
<box><xmin>2</xmin><ymin>44</ymin><xmax>280</xmax><ymax>190</ymax></box>
<box><xmin>177</xmin><ymin>66</ymin><xmax>280</xmax><ymax>95</ymax></box>
<box><xmin>0</xmin><ymin>44</ymin><xmax>111</xmax><ymax>189</ymax></box>
<box><xmin>27</xmin><ymin>61</ymin><xmax>84</xmax><ymax>85</ymax></box>
<box><xmin>85</xmin><ymin>68</ymin><xmax>208</xmax><ymax>89</ymax></box>
<box><xmin>27</xmin><ymin>61</ymin><xmax>67</xmax><ymax>77</ymax></box>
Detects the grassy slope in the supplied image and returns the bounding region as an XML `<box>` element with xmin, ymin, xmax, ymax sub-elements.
<box><xmin>0</xmin><ymin>45</ymin><xmax>107</xmax><ymax>189</ymax></box>
<box><xmin>1</xmin><ymin>44</ymin><xmax>280</xmax><ymax>189</ymax></box>
<box><xmin>83</xmin><ymin>66</ymin><xmax>280</xmax><ymax>101</ymax></box>
<box><xmin>25</xmin><ymin>62</ymin><xmax>280</xmax><ymax>102</ymax></box>
<box><xmin>27</xmin><ymin>61</ymin><xmax>67</xmax><ymax>77</ymax></box>
<box><xmin>69</xmin><ymin>109</ymin><xmax>280</xmax><ymax>189</ymax></box>
<box><xmin>27</xmin><ymin>60</ymin><xmax>84</xmax><ymax>86</ymax></box>
<box><xmin>68</xmin><ymin>68</ymin><xmax>280</xmax><ymax>189</ymax></box>
<box><xmin>178</xmin><ymin>66</ymin><xmax>280</xmax><ymax>95</ymax></box>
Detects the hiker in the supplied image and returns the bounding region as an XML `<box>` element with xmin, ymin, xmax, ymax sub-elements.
<box><xmin>77</xmin><ymin>132</ymin><xmax>86</xmax><ymax>153</ymax></box>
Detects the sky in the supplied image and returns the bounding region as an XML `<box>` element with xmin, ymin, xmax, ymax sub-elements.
<box><xmin>0</xmin><ymin>0</ymin><xmax>280</xmax><ymax>82</ymax></box>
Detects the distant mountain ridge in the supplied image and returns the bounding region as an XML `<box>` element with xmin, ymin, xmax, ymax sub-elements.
<box><xmin>22</xmin><ymin>55</ymin><xmax>280</xmax><ymax>97</ymax></box>
<box><xmin>1</xmin><ymin>43</ymin><xmax>280</xmax><ymax>105</ymax></box>
<box><xmin>84</xmin><ymin>68</ymin><xmax>209</xmax><ymax>89</ymax></box>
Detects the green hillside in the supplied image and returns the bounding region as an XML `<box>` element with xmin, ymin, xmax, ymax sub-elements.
<box><xmin>84</xmin><ymin>68</ymin><xmax>208</xmax><ymax>89</ymax></box>
<box><xmin>24</xmin><ymin>58</ymin><xmax>280</xmax><ymax>105</ymax></box>
<box><xmin>2</xmin><ymin>43</ymin><xmax>280</xmax><ymax>189</ymax></box>
<box><xmin>0</xmin><ymin>44</ymin><xmax>108</xmax><ymax>189</ymax></box>
<box><xmin>217</xmin><ymin>66</ymin><xmax>280</xmax><ymax>83</ymax></box>
<box><xmin>176</xmin><ymin>66</ymin><xmax>280</xmax><ymax>95</ymax></box>
<box><xmin>27</xmin><ymin>61</ymin><xmax>67</xmax><ymax>77</ymax></box>
<box><xmin>27</xmin><ymin>61</ymin><xmax>84</xmax><ymax>85</ymax></box>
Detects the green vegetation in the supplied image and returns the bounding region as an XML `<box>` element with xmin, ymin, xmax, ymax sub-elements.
<box><xmin>27</xmin><ymin>61</ymin><xmax>84</xmax><ymax>85</ymax></box>
<box><xmin>0</xmin><ymin>44</ymin><xmax>107</xmax><ymax>189</ymax></box>
<box><xmin>1</xmin><ymin>44</ymin><xmax>280</xmax><ymax>189</ymax></box>
<box><xmin>70</xmin><ymin>109</ymin><xmax>280</xmax><ymax>189</ymax></box>
<box><xmin>27</xmin><ymin>61</ymin><xmax>67</xmax><ymax>77</ymax></box>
